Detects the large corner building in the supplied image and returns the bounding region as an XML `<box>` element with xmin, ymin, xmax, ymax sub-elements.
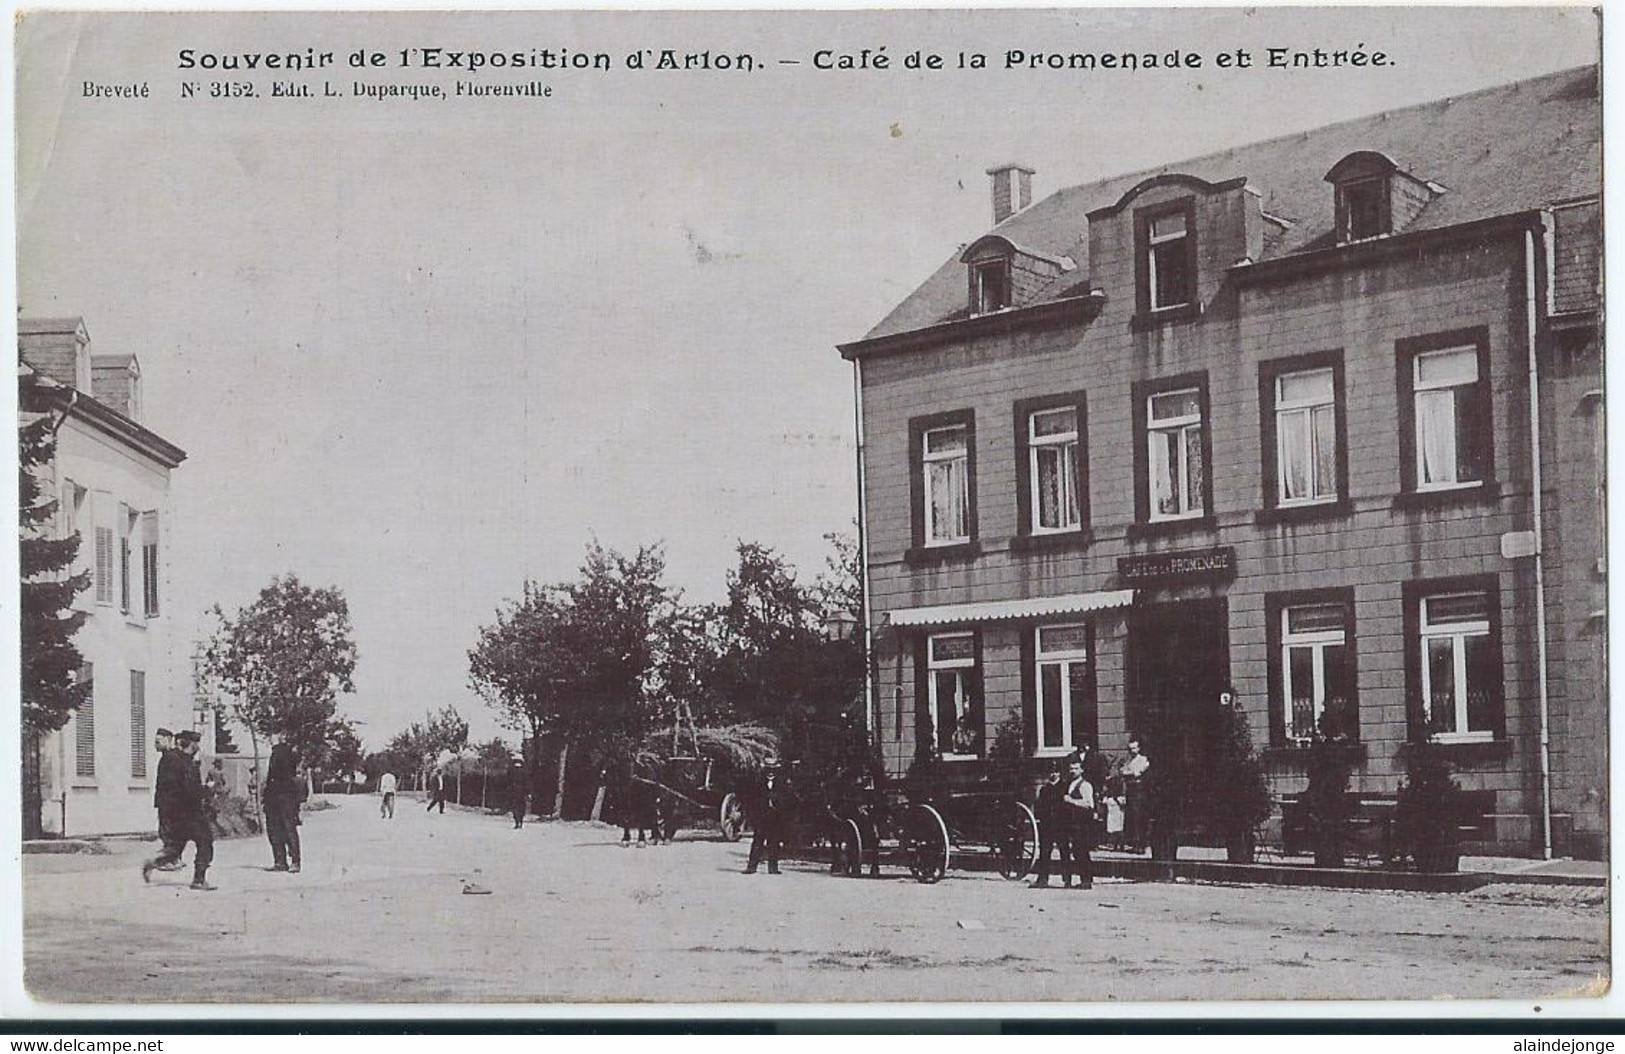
<box><xmin>840</xmin><ymin>67</ymin><xmax>1604</xmax><ymax>859</ymax></box>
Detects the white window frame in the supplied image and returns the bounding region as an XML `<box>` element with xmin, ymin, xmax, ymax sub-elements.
<box><xmin>1280</xmin><ymin>605</ymin><xmax>1347</xmax><ymax>744</ymax></box>
<box><xmin>1339</xmin><ymin>176</ymin><xmax>1388</xmax><ymax>242</ymax></box>
<box><xmin>1419</xmin><ymin>593</ymin><xmax>1495</xmax><ymax>743</ymax></box>
<box><xmin>1028</xmin><ymin>407</ymin><xmax>1080</xmax><ymax>534</ymax></box>
<box><xmin>1034</xmin><ymin>623</ymin><xmax>1089</xmax><ymax>756</ymax></box>
<box><xmin>922</xmin><ymin>425</ymin><xmax>970</xmax><ymax>547</ymax></box>
<box><xmin>1147</xmin><ymin>213</ymin><xmax>1191</xmax><ymax>311</ymax></box>
<box><xmin>1275</xmin><ymin>368</ymin><xmax>1338</xmax><ymax>506</ymax></box>
<box><xmin>970</xmin><ymin>259</ymin><xmax>1011</xmax><ymax>316</ymax></box>
<box><xmin>927</xmin><ymin>633</ymin><xmax>979</xmax><ymax>761</ymax></box>
<box><xmin>1147</xmin><ymin>388</ymin><xmax>1204</xmax><ymax>521</ymax></box>
<box><xmin>1412</xmin><ymin>347</ymin><xmax>1482</xmax><ymax>492</ymax></box>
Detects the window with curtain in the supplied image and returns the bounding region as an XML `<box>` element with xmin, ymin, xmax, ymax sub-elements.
<box><xmin>1029</xmin><ymin>407</ymin><xmax>1080</xmax><ymax>532</ymax></box>
<box><xmin>1280</xmin><ymin>603</ymin><xmax>1350</xmax><ymax>742</ymax></box>
<box><xmin>1419</xmin><ymin>592</ymin><xmax>1495</xmax><ymax>740</ymax></box>
<box><xmin>1148</xmin><ymin>388</ymin><xmax>1204</xmax><ymax>520</ymax></box>
<box><xmin>1413</xmin><ymin>347</ymin><xmax>1485</xmax><ymax>488</ymax></box>
<box><xmin>923</xmin><ymin>425</ymin><xmax>970</xmax><ymax>545</ymax></box>
<box><xmin>1034</xmin><ymin>623</ymin><xmax>1092</xmax><ymax>754</ymax></box>
<box><xmin>928</xmin><ymin>633</ymin><xmax>980</xmax><ymax>758</ymax></box>
<box><xmin>1276</xmin><ymin>368</ymin><xmax>1338</xmax><ymax>504</ymax></box>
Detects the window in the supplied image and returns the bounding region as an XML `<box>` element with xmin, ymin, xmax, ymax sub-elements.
<box><xmin>1338</xmin><ymin>176</ymin><xmax>1389</xmax><ymax>241</ymax></box>
<box><xmin>129</xmin><ymin>670</ymin><xmax>147</xmax><ymax>779</ymax></box>
<box><xmin>1030</xmin><ymin>407</ymin><xmax>1080</xmax><ymax>532</ymax></box>
<box><xmin>1034</xmin><ymin>624</ymin><xmax>1095</xmax><ymax>754</ymax></box>
<box><xmin>1147</xmin><ymin>211</ymin><xmax>1193</xmax><ymax>310</ymax></box>
<box><xmin>141</xmin><ymin>512</ymin><xmax>160</xmax><ymax>618</ymax></box>
<box><xmin>1148</xmin><ymin>388</ymin><xmax>1204</xmax><ymax>520</ymax></box>
<box><xmin>94</xmin><ymin>521</ymin><xmax>114</xmax><ymax>606</ymax></box>
<box><xmin>118</xmin><ymin>505</ymin><xmax>133</xmax><ymax>614</ymax></box>
<box><xmin>909</xmin><ymin>411</ymin><xmax>977</xmax><ymax>552</ymax></box>
<box><xmin>970</xmin><ymin>258</ymin><xmax>1011</xmax><ymax>315</ymax></box>
<box><xmin>74</xmin><ymin>663</ymin><xmax>94</xmax><ymax>778</ymax></box>
<box><xmin>1418</xmin><ymin>592</ymin><xmax>1497</xmax><ymax>741</ymax></box>
<box><xmin>927</xmin><ymin>633</ymin><xmax>982</xmax><ymax>759</ymax></box>
<box><xmin>1397</xmin><ymin>330</ymin><xmax>1493</xmax><ymax>497</ymax></box>
<box><xmin>1275</xmin><ymin>369</ymin><xmax>1338</xmax><ymax>504</ymax></box>
<box><xmin>1279</xmin><ymin>604</ymin><xmax>1352</xmax><ymax>743</ymax></box>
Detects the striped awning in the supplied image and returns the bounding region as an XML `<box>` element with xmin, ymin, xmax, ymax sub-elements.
<box><xmin>883</xmin><ymin>589</ymin><xmax>1136</xmax><ymax>629</ymax></box>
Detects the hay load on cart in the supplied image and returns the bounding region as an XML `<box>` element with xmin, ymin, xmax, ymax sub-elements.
<box><xmin>630</xmin><ymin>714</ymin><xmax>780</xmax><ymax>841</ymax></box>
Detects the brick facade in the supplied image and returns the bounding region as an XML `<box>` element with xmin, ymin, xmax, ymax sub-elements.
<box><xmin>843</xmin><ymin>70</ymin><xmax>1602</xmax><ymax>859</ymax></box>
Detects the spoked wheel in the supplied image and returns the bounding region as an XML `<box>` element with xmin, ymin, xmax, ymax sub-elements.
<box><xmin>903</xmin><ymin>803</ymin><xmax>951</xmax><ymax>884</ymax></box>
<box><xmin>839</xmin><ymin>817</ymin><xmax>867</xmax><ymax>877</ymax></box>
<box><xmin>996</xmin><ymin>801</ymin><xmax>1041</xmax><ymax>880</ymax></box>
<box><xmin>719</xmin><ymin>793</ymin><xmax>745</xmax><ymax>842</ymax></box>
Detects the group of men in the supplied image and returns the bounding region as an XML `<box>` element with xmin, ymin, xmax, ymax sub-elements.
<box><xmin>140</xmin><ymin>727</ymin><xmax>215</xmax><ymax>891</ymax></box>
<box><xmin>1030</xmin><ymin>737</ymin><xmax>1153</xmax><ymax>889</ymax></box>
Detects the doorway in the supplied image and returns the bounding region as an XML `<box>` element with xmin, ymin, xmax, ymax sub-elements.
<box><xmin>1127</xmin><ymin>597</ymin><xmax>1231</xmax><ymax>843</ymax></box>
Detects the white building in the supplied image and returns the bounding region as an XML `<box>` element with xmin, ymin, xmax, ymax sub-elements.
<box><xmin>21</xmin><ymin>317</ymin><xmax>189</xmax><ymax>837</ymax></box>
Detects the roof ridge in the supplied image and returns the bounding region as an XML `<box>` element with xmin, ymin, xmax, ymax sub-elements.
<box><xmin>1044</xmin><ymin>64</ymin><xmax>1596</xmax><ymax>210</ymax></box>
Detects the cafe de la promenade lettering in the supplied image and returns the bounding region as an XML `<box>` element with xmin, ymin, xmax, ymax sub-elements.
<box><xmin>1116</xmin><ymin>546</ymin><xmax>1237</xmax><ymax>584</ymax></box>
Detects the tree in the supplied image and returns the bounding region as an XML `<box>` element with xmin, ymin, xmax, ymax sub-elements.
<box><xmin>199</xmin><ymin>574</ymin><xmax>359</xmax><ymax>808</ymax></box>
<box><xmin>19</xmin><ymin>371</ymin><xmax>91</xmax><ymax>837</ymax></box>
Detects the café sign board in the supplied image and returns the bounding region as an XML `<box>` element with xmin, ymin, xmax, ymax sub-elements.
<box><xmin>1117</xmin><ymin>546</ymin><xmax>1236</xmax><ymax>584</ymax></box>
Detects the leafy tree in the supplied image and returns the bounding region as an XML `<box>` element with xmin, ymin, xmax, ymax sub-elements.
<box><xmin>423</xmin><ymin>705</ymin><xmax>470</xmax><ymax>762</ymax></box>
<box><xmin>19</xmin><ymin>372</ymin><xmax>91</xmax><ymax>836</ymax></box>
<box><xmin>199</xmin><ymin>574</ymin><xmax>359</xmax><ymax>803</ymax></box>
<box><xmin>470</xmin><ymin>542</ymin><xmax>672</xmax><ymax>816</ymax></box>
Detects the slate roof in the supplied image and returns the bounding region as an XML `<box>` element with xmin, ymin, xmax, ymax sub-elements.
<box><xmin>865</xmin><ymin>65</ymin><xmax>1600</xmax><ymax>342</ymax></box>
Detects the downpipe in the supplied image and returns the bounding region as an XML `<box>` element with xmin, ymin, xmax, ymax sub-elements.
<box><xmin>852</xmin><ymin>358</ymin><xmax>877</xmax><ymax>739</ymax></box>
<box><xmin>1526</xmin><ymin>218</ymin><xmax>1555</xmax><ymax>861</ymax></box>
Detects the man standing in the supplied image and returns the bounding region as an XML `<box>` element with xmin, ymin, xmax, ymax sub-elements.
<box><xmin>1122</xmin><ymin>735</ymin><xmax>1151</xmax><ymax>853</ymax></box>
<box><xmin>509</xmin><ymin>761</ymin><xmax>527</xmax><ymax>829</ymax></box>
<box><xmin>141</xmin><ymin>731</ymin><xmax>214</xmax><ymax>890</ymax></box>
<box><xmin>378</xmin><ymin>770</ymin><xmax>397</xmax><ymax>820</ymax></box>
<box><xmin>264</xmin><ymin>741</ymin><xmax>303</xmax><ymax>873</ymax></box>
<box><xmin>1029</xmin><ymin>762</ymin><xmax>1073</xmax><ymax>889</ymax></box>
<box><xmin>1063</xmin><ymin>754</ymin><xmax>1096</xmax><ymax>890</ymax></box>
<box><xmin>743</xmin><ymin>756</ymin><xmax>791</xmax><ymax>875</ymax></box>
<box><xmin>425</xmin><ymin>767</ymin><xmax>448</xmax><ymax>814</ymax></box>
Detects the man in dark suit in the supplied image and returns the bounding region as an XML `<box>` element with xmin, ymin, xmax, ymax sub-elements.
<box><xmin>149</xmin><ymin>728</ymin><xmax>185</xmax><ymax>871</ymax></box>
<box><xmin>141</xmin><ymin>731</ymin><xmax>215</xmax><ymax>890</ymax></box>
<box><xmin>743</xmin><ymin>756</ymin><xmax>793</xmax><ymax>875</ymax></box>
<box><xmin>1029</xmin><ymin>762</ymin><xmax>1073</xmax><ymax>889</ymax></box>
<box><xmin>509</xmin><ymin>761</ymin><xmax>528</xmax><ymax>829</ymax></box>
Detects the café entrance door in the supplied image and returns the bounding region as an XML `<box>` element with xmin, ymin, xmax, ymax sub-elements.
<box><xmin>1127</xmin><ymin>597</ymin><xmax>1230</xmax><ymax>844</ymax></box>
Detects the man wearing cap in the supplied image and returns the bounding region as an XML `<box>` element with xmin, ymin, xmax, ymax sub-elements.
<box><xmin>141</xmin><ymin>730</ymin><xmax>215</xmax><ymax>890</ymax></box>
<box><xmin>743</xmin><ymin>756</ymin><xmax>792</xmax><ymax>875</ymax></box>
<box><xmin>149</xmin><ymin>728</ymin><xmax>185</xmax><ymax>869</ymax></box>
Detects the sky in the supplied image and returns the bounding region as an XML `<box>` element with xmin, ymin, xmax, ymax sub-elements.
<box><xmin>14</xmin><ymin>7</ymin><xmax>1601</xmax><ymax>747</ymax></box>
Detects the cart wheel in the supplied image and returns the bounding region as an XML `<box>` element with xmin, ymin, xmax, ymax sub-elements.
<box><xmin>719</xmin><ymin>793</ymin><xmax>744</xmax><ymax>842</ymax></box>
<box><xmin>996</xmin><ymin>801</ymin><xmax>1041</xmax><ymax>880</ymax></box>
<box><xmin>904</xmin><ymin>803</ymin><xmax>950</xmax><ymax>884</ymax></box>
<box><xmin>838</xmin><ymin>817</ymin><xmax>866</xmax><ymax>877</ymax></box>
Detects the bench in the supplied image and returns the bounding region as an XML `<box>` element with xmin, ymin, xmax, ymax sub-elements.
<box><xmin>1278</xmin><ymin>790</ymin><xmax>1496</xmax><ymax>864</ymax></box>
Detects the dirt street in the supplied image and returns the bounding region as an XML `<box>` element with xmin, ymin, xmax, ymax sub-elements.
<box><xmin>23</xmin><ymin>796</ymin><xmax>1608</xmax><ymax>1006</ymax></box>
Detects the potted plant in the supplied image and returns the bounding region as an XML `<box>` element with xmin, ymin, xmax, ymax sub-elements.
<box><xmin>1145</xmin><ymin>756</ymin><xmax>1182</xmax><ymax>862</ymax></box>
<box><xmin>1302</xmin><ymin>719</ymin><xmax>1355</xmax><ymax>867</ymax></box>
<box><xmin>1395</xmin><ymin>743</ymin><xmax>1463</xmax><ymax>873</ymax></box>
<box><xmin>1209</xmin><ymin>693</ymin><xmax>1272</xmax><ymax>863</ymax></box>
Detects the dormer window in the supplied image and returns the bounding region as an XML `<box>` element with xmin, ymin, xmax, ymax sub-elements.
<box><xmin>1338</xmin><ymin>176</ymin><xmax>1390</xmax><ymax>241</ymax></box>
<box><xmin>970</xmin><ymin>258</ymin><xmax>1012</xmax><ymax>315</ymax></box>
<box><xmin>1132</xmin><ymin>198</ymin><xmax>1198</xmax><ymax>319</ymax></box>
<box><xmin>1327</xmin><ymin>151</ymin><xmax>1438</xmax><ymax>245</ymax></box>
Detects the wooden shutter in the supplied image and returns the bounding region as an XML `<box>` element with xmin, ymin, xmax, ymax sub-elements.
<box><xmin>74</xmin><ymin>663</ymin><xmax>95</xmax><ymax>777</ymax></box>
<box><xmin>94</xmin><ymin>527</ymin><xmax>114</xmax><ymax>604</ymax></box>
<box><xmin>118</xmin><ymin>505</ymin><xmax>132</xmax><ymax>613</ymax></box>
<box><xmin>141</xmin><ymin>512</ymin><xmax>160</xmax><ymax>617</ymax></box>
<box><xmin>129</xmin><ymin>671</ymin><xmax>147</xmax><ymax>778</ymax></box>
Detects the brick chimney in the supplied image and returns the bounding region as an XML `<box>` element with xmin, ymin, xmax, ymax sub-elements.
<box><xmin>986</xmin><ymin>163</ymin><xmax>1035</xmax><ymax>224</ymax></box>
<box><xmin>18</xmin><ymin>317</ymin><xmax>91</xmax><ymax>392</ymax></box>
<box><xmin>91</xmin><ymin>354</ymin><xmax>141</xmax><ymax>421</ymax></box>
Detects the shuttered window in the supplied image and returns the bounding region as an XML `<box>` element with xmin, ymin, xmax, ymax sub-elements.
<box><xmin>118</xmin><ymin>505</ymin><xmax>133</xmax><ymax>614</ymax></box>
<box><xmin>74</xmin><ymin>663</ymin><xmax>95</xmax><ymax>777</ymax></box>
<box><xmin>129</xmin><ymin>671</ymin><xmax>147</xmax><ymax>778</ymax></box>
<box><xmin>94</xmin><ymin>527</ymin><xmax>114</xmax><ymax>604</ymax></box>
<box><xmin>141</xmin><ymin>512</ymin><xmax>160</xmax><ymax>617</ymax></box>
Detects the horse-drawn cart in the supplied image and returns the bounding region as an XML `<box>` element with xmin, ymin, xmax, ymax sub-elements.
<box><xmin>824</xmin><ymin>776</ymin><xmax>1040</xmax><ymax>884</ymax></box>
<box><xmin>627</xmin><ymin>755</ymin><xmax>748</xmax><ymax>841</ymax></box>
